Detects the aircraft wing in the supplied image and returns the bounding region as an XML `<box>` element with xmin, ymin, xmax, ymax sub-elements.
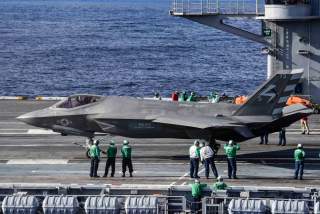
<box><xmin>153</xmin><ymin>115</ymin><xmax>240</xmax><ymax>129</ymax></box>
<box><xmin>153</xmin><ymin>115</ymin><xmax>255</xmax><ymax>138</ymax></box>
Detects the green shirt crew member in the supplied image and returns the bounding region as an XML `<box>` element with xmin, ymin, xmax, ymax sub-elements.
<box><xmin>190</xmin><ymin>180</ymin><xmax>207</xmax><ymax>213</ymax></box>
<box><xmin>103</xmin><ymin>141</ymin><xmax>118</xmax><ymax>177</ymax></box>
<box><xmin>179</xmin><ymin>91</ymin><xmax>187</xmax><ymax>102</ymax></box>
<box><xmin>212</xmin><ymin>176</ymin><xmax>227</xmax><ymax>191</ymax></box>
<box><xmin>89</xmin><ymin>140</ymin><xmax>101</xmax><ymax>178</ymax></box>
<box><xmin>187</xmin><ymin>92</ymin><xmax>197</xmax><ymax>102</ymax></box>
<box><xmin>294</xmin><ymin>144</ymin><xmax>305</xmax><ymax>180</ymax></box>
<box><xmin>121</xmin><ymin>140</ymin><xmax>133</xmax><ymax>177</ymax></box>
<box><xmin>224</xmin><ymin>140</ymin><xmax>240</xmax><ymax>179</ymax></box>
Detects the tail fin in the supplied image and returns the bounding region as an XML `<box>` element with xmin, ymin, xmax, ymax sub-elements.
<box><xmin>233</xmin><ymin>69</ymin><xmax>303</xmax><ymax>117</ymax></box>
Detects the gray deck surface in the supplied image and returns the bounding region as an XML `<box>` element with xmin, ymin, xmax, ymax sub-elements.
<box><xmin>0</xmin><ymin>100</ymin><xmax>320</xmax><ymax>187</ymax></box>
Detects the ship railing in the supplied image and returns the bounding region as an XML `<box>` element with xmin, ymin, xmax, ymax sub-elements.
<box><xmin>171</xmin><ymin>0</ymin><xmax>265</xmax><ymax>16</ymax></box>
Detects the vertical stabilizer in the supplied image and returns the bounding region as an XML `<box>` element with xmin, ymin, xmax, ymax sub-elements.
<box><xmin>233</xmin><ymin>69</ymin><xmax>303</xmax><ymax>117</ymax></box>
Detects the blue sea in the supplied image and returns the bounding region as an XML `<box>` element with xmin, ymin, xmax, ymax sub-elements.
<box><xmin>0</xmin><ymin>0</ymin><xmax>266</xmax><ymax>97</ymax></box>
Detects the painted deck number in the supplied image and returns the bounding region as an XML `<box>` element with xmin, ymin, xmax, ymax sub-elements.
<box><xmin>263</xmin><ymin>29</ymin><xmax>272</xmax><ymax>37</ymax></box>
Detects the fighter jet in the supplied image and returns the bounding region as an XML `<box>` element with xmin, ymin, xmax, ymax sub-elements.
<box><xmin>18</xmin><ymin>69</ymin><xmax>313</xmax><ymax>142</ymax></box>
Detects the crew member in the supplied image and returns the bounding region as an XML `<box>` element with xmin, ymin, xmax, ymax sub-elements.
<box><xmin>190</xmin><ymin>179</ymin><xmax>207</xmax><ymax>213</ymax></box>
<box><xmin>187</xmin><ymin>92</ymin><xmax>197</xmax><ymax>102</ymax></box>
<box><xmin>154</xmin><ymin>92</ymin><xmax>162</xmax><ymax>100</ymax></box>
<box><xmin>200</xmin><ymin>141</ymin><xmax>218</xmax><ymax>179</ymax></box>
<box><xmin>179</xmin><ymin>91</ymin><xmax>187</xmax><ymax>102</ymax></box>
<box><xmin>121</xmin><ymin>140</ymin><xmax>133</xmax><ymax>177</ymax></box>
<box><xmin>294</xmin><ymin>144</ymin><xmax>305</xmax><ymax>180</ymax></box>
<box><xmin>224</xmin><ymin>140</ymin><xmax>240</xmax><ymax>179</ymax></box>
<box><xmin>208</xmin><ymin>92</ymin><xmax>219</xmax><ymax>103</ymax></box>
<box><xmin>212</xmin><ymin>176</ymin><xmax>227</xmax><ymax>191</ymax></box>
<box><xmin>103</xmin><ymin>140</ymin><xmax>117</xmax><ymax>177</ymax></box>
<box><xmin>89</xmin><ymin>139</ymin><xmax>101</xmax><ymax>178</ymax></box>
<box><xmin>259</xmin><ymin>132</ymin><xmax>269</xmax><ymax>145</ymax></box>
<box><xmin>278</xmin><ymin>128</ymin><xmax>286</xmax><ymax>146</ymax></box>
<box><xmin>189</xmin><ymin>140</ymin><xmax>200</xmax><ymax>178</ymax></box>
<box><xmin>171</xmin><ymin>91</ymin><xmax>179</xmax><ymax>101</ymax></box>
<box><xmin>301</xmin><ymin>117</ymin><xmax>310</xmax><ymax>135</ymax></box>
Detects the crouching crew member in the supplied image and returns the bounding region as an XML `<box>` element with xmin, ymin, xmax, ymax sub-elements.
<box><xmin>89</xmin><ymin>140</ymin><xmax>101</xmax><ymax>178</ymax></box>
<box><xmin>212</xmin><ymin>176</ymin><xmax>227</xmax><ymax>191</ymax></box>
<box><xmin>294</xmin><ymin>144</ymin><xmax>305</xmax><ymax>180</ymax></box>
<box><xmin>121</xmin><ymin>140</ymin><xmax>133</xmax><ymax>177</ymax></box>
<box><xmin>224</xmin><ymin>140</ymin><xmax>240</xmax><ymax>179</ymax></box>
<box><xmin>103</xmin><ymin>140</ymin><xmax>117</xmax><ymax>177</ymax></box>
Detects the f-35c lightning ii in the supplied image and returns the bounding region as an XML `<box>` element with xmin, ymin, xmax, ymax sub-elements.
<box><xmin>18</xmin><ymin>69</ymin><xmax>313</xmax><ymax>143</ymax></box>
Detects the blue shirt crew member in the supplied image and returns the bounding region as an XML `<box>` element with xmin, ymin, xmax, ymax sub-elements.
<box><xmin>294</xmin><ymin>144</ymin><xmax>305</xmax><ymax>180</ymax></box>
<box><xmin>103</xmin><ymin>140</ymin><xmax>117</xmax><ymax>177</ymax></box>
<box><xmin>189</xmin><ymin>140</ymin><xmax>200</xmax><ymax>178</ymax></box>
<box><xmin>121</xmin><ymin>140</ymin><xmax>133</xmax><ymax>177</ymax></box>
<box><xmin>224</xmin><ymin>140</ymin><xmax>240</xmax><ymax>179</ymax></box>
<box><xmin>89</xmin><ymin>140</ymin><xmax>101</xmax><ymax>178</ymax></box>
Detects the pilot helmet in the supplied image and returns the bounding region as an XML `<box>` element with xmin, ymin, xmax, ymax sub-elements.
<box><xmin>228</xmin><ymin>140</ymin><xmax>234</xmax><ymax>145</ymax></box>
<box><xmin>93</xmin><ymin>140</ymin><xmax>100</xmax><ymax>145</ymax></box>
<box><xmin>123</xmin><ymin>140</ymin><xmax>129</xmax><ymax>145</ymax></box>
<box><xmin>297</xmin><ymin>144</ymin><xmax>303</xmax><ymax>148</ymax></box>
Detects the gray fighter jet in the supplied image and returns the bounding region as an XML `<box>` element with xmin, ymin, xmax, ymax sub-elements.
<box><xmin>18</xmin><ymin>69</ymin><xmax>313</xmax><ymax>142</ymax></box>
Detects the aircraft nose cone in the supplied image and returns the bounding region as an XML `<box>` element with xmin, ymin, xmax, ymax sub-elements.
<box><xmin>17</xmin><ymin>113</ymin><xmax>37</xmax><ymax>126</ymax></box>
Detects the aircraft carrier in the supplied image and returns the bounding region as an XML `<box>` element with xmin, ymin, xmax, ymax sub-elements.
<box><xmin>2</xmin><ymin>0</ymin><xmax>320</xmax><ymax>213</ymax></box>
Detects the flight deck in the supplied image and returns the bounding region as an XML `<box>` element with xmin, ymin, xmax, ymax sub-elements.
<box><xmin>0</xmin><ymin>99</ymin><xmax>320</xmax><ymax>187</ymax></box>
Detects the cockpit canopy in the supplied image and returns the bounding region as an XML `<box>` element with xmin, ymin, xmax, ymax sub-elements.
<box><xmin>56</xmin><ymin>95</ymin><xmax>103</xmax><ymax>109</ymax></box>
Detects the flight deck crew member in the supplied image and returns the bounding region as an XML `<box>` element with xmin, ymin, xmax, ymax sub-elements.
<box><xmin>259</xmin><ymin>132</ymin><xmax>269</xmax><ymax>145</ymax></box>
<box><xmin>171</xmin><ymin>91</ymin><xmax>179</xmax><ymax>101</ymax></box>
<box><xmin>279</xmin><ymin>128</ymin><xmax>286</xmax><ymax>146</ymax></box>
<box><xmin>89</xmin><ymin>140</ymin><xmax>101</xmax><ymax>178</ymax></box>
<box><xmin>187</xmin><ymin>92</ymin><xmax>197</xmax><ymax>102</ymax></box>
<box><xmin>179</xmin><ymin>91</ymin><xmax>187</xmax><ymax>102</ymax></box>
<box><xmin>189</xmin><ymin>140</ymin><xmax>200</xmax><ymax>178</ymax></box>
<box><xmin>200</xmin><ymin>141</ymin><xmax>218</xmax><ymax>179</ymax></box>
<box><xmin>103</xmin><ymin>140</ymin><xmax>117</xmax><ymax>177</ymax></box>
<box><xmin>212</xmin><ymin>176</ymin><xmax>227</xmax><ymax>191</ymax></box>
<box><xmin>121</xmin><ymin>140</ymin><xmax>133</xmax><ymax>177</ymax></box>
<box><xmin>190</xmin><ymin>179</ymin><xmax>207</xmax><ymax>214</ymax></box>
<box><xmin>294</xmin><ymin>144</ymin><xmax>305</xmax><ymax>180</ymax></box>
<box><xmin>224</xmin><ymin>140</ymin><xmax>240</xmax><ymax>179</ymax></box>
<box><xmin>301</xmin><ymin>117</ymin><xmax>310</xmax><ymax>135</ymax></box>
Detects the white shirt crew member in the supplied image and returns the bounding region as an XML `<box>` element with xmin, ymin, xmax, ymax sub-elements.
<box><xmin>200</xmin><ymin>146</ymin><xmax>214</xmax><ymax>161</ymax></box>
<box><xmin>189</xmin><ymin>145</ymin><xmax>199</xmax><ymax>159</ymax></box>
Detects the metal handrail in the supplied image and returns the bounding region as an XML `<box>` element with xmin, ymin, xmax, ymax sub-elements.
<box><xmin>171</xmin><ymin>0</ymin><xmax>265</xmax><ymax>15</ymax></box>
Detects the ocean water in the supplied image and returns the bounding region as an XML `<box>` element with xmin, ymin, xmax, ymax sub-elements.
<box><xmin>0</xmin><ymin>0</ymin><xmax>266</xmax><ymax>97</ymax></box>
